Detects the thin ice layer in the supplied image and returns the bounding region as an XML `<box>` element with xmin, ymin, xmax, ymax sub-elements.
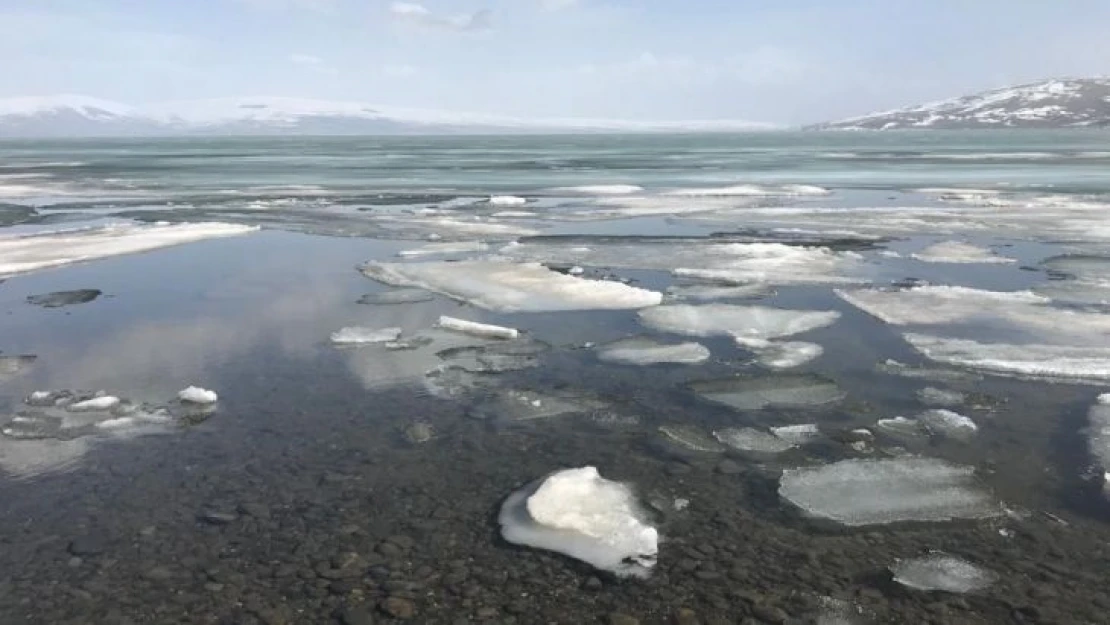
<box><xmin>735</xmin><ymin>338</ymin><xmax>823</xmax><ymax>369</ymax></box>
<box><xmin>779</xmin><ymin>457</ymin><xmax>999</xmax><ymax>526</ymax></box>
<box><xmin>905</xmin><ymin>333</ymin><xmax>1110</xmax><ymax>381</ymax></box>
<box><xmin>597</xmin><ymin>338</ymin><xmax>710</xmax><ymax>365</ymax></box>
<box><xmin>360</xmin><ymin>260</ymin><xmax>662</xmax><ymax>313</ymax></box>
<box><xmin>691</xmin><ymin>375</ymin><xmax>846</xmax><ymax>411</ymax></box>
<box><xmin>911</xmin><ymin>241</ymin><xmax>1015</xmax><ymax>264</ymax></box>
<box><xmin>838</xmin><ymin>285</ymin><xmax>1110</xmax><ymax>343</ymax></box>
<box><xmin>640</xmin><ymin>304</ymin><xmax>839</xmax><ymax>340</ymax></box>
<box><xmin>499</xmin><ymin>467</ymin><xmax>658</xmax><ymax>578</ymax></box>
<box><xmin>714</xmin><ymin>427</ymin><xmax>795</xmax><ymax>453</ymax></box>
<box><xmin>0</xmin><ymin>222</ymin><xmax>258</xmax><ymax>277</ymax></box>
<box><xmin>891</xmin><ymin>553</ymin><xmax>997</xmax><ymax>593</ymax></box>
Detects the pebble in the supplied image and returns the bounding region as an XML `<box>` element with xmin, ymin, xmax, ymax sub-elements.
<box><xmin>609</xmin><ymin>613</ymin><xmax>641</xmax><ymax>625</ymax></box>
<box><xmin>380</xmin><ymin>596</ymin><xmax>416</xmax><ymax>619</ymax></box>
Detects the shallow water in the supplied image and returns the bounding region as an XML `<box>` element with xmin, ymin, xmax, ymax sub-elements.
<box><xmin>1</xmin><ymin>133</ymin><xmax>1110</xmax><ymax>624</ymax></box>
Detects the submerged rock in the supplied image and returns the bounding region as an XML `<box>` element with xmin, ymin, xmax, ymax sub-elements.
<box><xmin>499</xmin><ymin>466</ymin><xmax>658</xmax><ymax>578</ymax></box>
<box><xmin>690</xmin><ymin>375</ymin><xmax>846</xmax><ymax>411</ymax></box>
<box><xmin>891</xmin><ymin>553</ymin><xmax>998</xmax><ymax>593</ymax></box>
<box><xmin>26</xmin><ymin>289</ymin><xmax>102</xmax><ymax>308</ymax></box>
<box><xmin>779</xmin><ymin>457</ymin><xmax>999</xmax><ymax>526</ymax></box>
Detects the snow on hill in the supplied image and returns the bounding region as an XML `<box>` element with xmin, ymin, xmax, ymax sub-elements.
<box><xmin>0</xmin><ymin>95</ymin><xmax>773</xmax><ymax>137</ymax></box>
<box><xmin>812</xmin><ymin>78</ymin><xmax>1110</xmax><ymax>130</ymax></box>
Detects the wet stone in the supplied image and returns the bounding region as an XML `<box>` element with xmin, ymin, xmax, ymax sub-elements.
<box><xmin>380</xmin><ymin>596</ymin><xmax>416</xmax><ymax>619</ymax></box>
<box><xmin>339</xmin><ymin>605</ymin><xmax>376</xmax><ymax>625</ymax></box>
<box><xmin>609</xmin><ymin>613</ymin><xmax>641</xmax><ymax>625</ymax></box>
<box><xmin>68</xmin><ymin>534</ymin><xmax>108</xmax><ymax>556</ymax></box>
<box><xmin>674</xmin><ymin>608</ymin><xmax>700</xmax><ymax>625</ymax></box>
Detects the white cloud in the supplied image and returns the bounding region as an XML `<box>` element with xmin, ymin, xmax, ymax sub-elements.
<box><xmin>383</xmin><ymin>64</ymin><xmax>419</xmax><ymax>78</ymax></box>
<box><xmin>289</xmin><ymin>53</ymin><xmax>338</xmax><ymax>75</ymax></box>
<box><xmin>540</xmin><ymin>0</ymin><xmax>579</xmax><ymax>10</ymax></box>
<box><xmin>389</xmin><ymin>2</ymin><xmax>491</xmax><ymax>32</ymax></box>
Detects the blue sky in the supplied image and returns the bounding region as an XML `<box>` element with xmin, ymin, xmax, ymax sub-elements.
<box><xmin>2</xmin><ymin>0</ymin><xmax>1108</xmax><ymax>124</ymax></box>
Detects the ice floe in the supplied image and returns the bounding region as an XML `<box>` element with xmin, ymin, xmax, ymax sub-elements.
<box><xmin>714</xmin><ymin>427</ymin><xmax>795</xmax><ymax>453</ymax></box>
<box><xmin>361</xmin><ymin>260</ymin><xmax>662</xmax><ymax>313</ymax></box>
<box><xmin>770</xmin><ymin>424</ymin><xmax>822</xmax><ymax>445</ymax></box>
<box><xmin>640</xmin><ymin>304</ymin><xmax>839</xmax><ymax>340</ymax></box>
<box><xmin>0</xmin><ymin>222</ymin><xmax>258</xmax><ymax>277</ymax></box>
<box><xmin>665</xmin><ymin>184</ymin><xmax>829</xmax><ymax>197</ymax></box>
<box><xmin>437</xmin><ymin>315</ymin><xmax>519</xmax><ymax>340</ymax></box>
<box><xmin>596</xmin><ymin>338</ymin><xmax>710</xmax><ymax>365</ymax></box>
<box><xmin>330</xmin><ymin>326</ymin><xmax>403</xmax><ymax>345</ymax></box>
<box><xmin>357</xmin><ymin>289</ymin><xmax>436</xmax><ymax>305</ymax></box>
<box><xmin>551</xmin><ymin>184</ymin><xmax>644</xmax><ymax>195</ymax></box>
<box><xmin>499</xmin><ymin>239</ymin><xmax>865</xmax><ymax>287</ymax></box>
<box><xmin>911</xmin><ymin>241</ymin><xmax>1014</xmax><ymax>264</ymax></box>
<box><xmin>397</xmin><ymin>241</ymin><xmax>489</xmax><ymax>257</ymax></box>
<box><xmin>919</xmin><ymin>409</ymin><xmax>978</xmax><ymax>440</ymax></box>
<box><xmin>735</xmin><ymin>338</ymin><xmax>824</xmax><ymax>369</ymax></box>
<box><xmin>691</xmin><ymin>375</ymin><xmax>846</xmax><ymax>411</ymax></box>
<box><xmin>178</xmin><ymin>386</ymin><xmax>218</xmax><ymax>405</ymax></box>
<box><xmin>778</xmin><ymin>457</ymin><xmax>1000</xmax><ymax>526</ymax></box>
<box><xmin>1035</xmin><ymin>254</ymin><xmax>1110</xmax><ymax>305</ymax></box>
<box><xmin>489</xmin><ymin>195</ymin><xmax>528</xmax><ymax>206</ymax></box>
<box><xmin>665</xmin><ymin>282</ymin><xmax>771</xmax><ymax>301</ymax></box>
<box><xmin>498</xmin><ymin>467</ymin><xmax>658</xmax><ymax>578</ymax></box>
<box><xmin>890</xmin><ymin>553</ymin><xmax>997</xmax><ymax>593</ymax></box>
<box><xmin>904</xmin><ymin>334</ymin><xmax>1110</xmax><ymax>382</ymax></box>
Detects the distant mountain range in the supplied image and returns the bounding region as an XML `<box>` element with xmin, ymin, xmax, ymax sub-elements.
<box><xmin>812</xmin><ymin>78</ymin><xmax>1110</xmax><ymax>130</ymax></box>
<box><xmin>0</xmin><ymin>95</ymin><xmax>773</xmax><ymax>137</ymax></box>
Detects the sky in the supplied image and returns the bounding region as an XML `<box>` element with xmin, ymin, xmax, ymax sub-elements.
<box><xmin>1</xmin><ymin>0</ymin><xmax>1109</xmax><ymax>125</ymax></box>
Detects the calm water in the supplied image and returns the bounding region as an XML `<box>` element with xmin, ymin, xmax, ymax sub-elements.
<box><xmin>1</xmin><ymin>132</ymin><xmax>1109</xmax><ymax>624</ymax></box>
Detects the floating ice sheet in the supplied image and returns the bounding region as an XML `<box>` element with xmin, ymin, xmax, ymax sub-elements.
<box><xmin>779</xmin><ymin>458</ymin><xmax>1000</xmax><ymax>526</ymax></box>
<box><xmin>640</xmin><ymin>304</ymin><xmax>839</xmax><ymax>340</ymax></box>
<box><xmin>891</xmin><ymin>553</ymin><xmax>997</xmax><ymax>593</ymax></box>
<box><xmin>714</xmin><ymin>427</ymin><xmax>795</xmax><ymax>453</ymax></box>
<box><xmin>736</xmin><ymin>338</ymin><xmax>824</xmax><ymax>369</ymax></box>
<box><xmin>904</xmin><ymin>333</ymin><xmax>1110</xmax><ymax>382</ymax></box>
<box><xmin>911</xmin><ymin>241</ymin><xmax>1014</xmax><ymax>264</ymax></box>
<box><xmin>0</xmin><ymin>222</ymin><xmax>258</xmax><ymax>277</ymax></box>
<box><xmin>1035</xmin><ymin>254</ymin><xmax>1110</xmax><ymax>305</ymax></box>
<box><xmin>691</xmin><ymin>375</ymin><xmax>846</xmax><ymax>411</ymax></box>
<box><xmin>330</xmin><ymin>326</ymin><xmax>403</xmax><ymax>345</ymax></box>
<box><xmin>361</xmin><ymin>260</ymin><xmax>662</xmax><ymax>313</ymax></box>
<box><xmin>665</xmin><ymin>282</ymin><xmax>771</xmax><ymax>302</ymax></box>
<box><xmin>596</xmin><ymin>338</ymin><xmax>710</xmax><ymax>365</ymax></box>
<box><xmin>499</xmin><ymin>467</ymin><xmax>658</xmax><ymax>578</ymax></box>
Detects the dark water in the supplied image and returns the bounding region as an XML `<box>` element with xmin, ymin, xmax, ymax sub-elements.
<box><xmin>1</xmin><ymin>134</ymin><xmax>1110</xmax><ymax>624</ymax></box>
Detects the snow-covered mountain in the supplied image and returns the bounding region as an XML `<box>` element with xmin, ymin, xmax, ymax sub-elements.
<box><xmin>0</xmin><ymin>95</ymin><xmax>773</xmax><ymax>137</ymax></box>
<box><xmin>812</xmin><ymin>78</ymin><xmax>1110</xmax><ymax>130</ymax></box>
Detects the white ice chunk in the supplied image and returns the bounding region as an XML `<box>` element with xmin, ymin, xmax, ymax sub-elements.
<box><xmin>771</xmin><ymin>423</ymin><xmax>822</xmax><ymax>445</ymax></box>
<box><xmin>499</xmin><ymin>467</ymin><xmax>658</xmax><ymax>578</ymax></box>
<box><xmin>919</xmin><ymin>409</ymin><xmax>978</xmax><ymax>440</ymax></box>
<box><xmin>597</xmin><ymin>338</ymin><xmax>710</xmax><ymax>365</ymax></box>
<box><xmin>178</xmin><ymin>386</ymin><xmax>219</xmax><ymax>404</ymax></box>
<box><xmin>437</xmin><ymin>315</ymin><xmax>519</xmax><ymax>340</ymax></box>
<box><xmin>330</xmin><ymin>326</ymin><xmax>404</xmax><ymax>345</ymax></box>
<box><xmin>779</xmin><ymin>458</ymin><xmax>999</xmax><ymax>526</ymax></box>
<box><xmin>735</xmin><ymin>338</ymin><xmax>823</xmax><ymax>369</ymax></box>
<box><xmin>361</xmin><ymin>260</ymin><xmax>662</xmax><ymax>313</ymax></box>
<box><xmin>714</xmin><ymin>427</ymin><xmax>796</xmax><ymax>453</ymax></box>
<box><xmin>397</xmin><ymin>241</ymin><xmax>489</xmax><ymax>257</ymax></box>
<box><xmin>66</xmin><ymin>396</ymin><xmax>120</xmax><ymax>412</ymax></box>
<box><xmin>0</xmin><ymin>222</ymin><xmax>258</xmax><ymax>277</ymax></box>
<box><xmin>905</xmin><ymin>334</ymin><xmax>1110</xmax><ymax>381</ymax></box>
<box><xmin>489</xmin><ymin>195</ymin><xmax>528</xmax><ymax>206</ymax></box>
<box><xmin>876</xmin><ymin>416</ymin><xmax>924</xmax><ymax>438</ymax></box>
<box><xmin>911</xmin><ymin>241</ymin><xmax>1015</xmax><ymax>264</ymax></box>
<box><xmin>640</xmin><ymin>304</ymin><xmax>839</xmax><ymax>340</ymax></box>
<box><xmin>891</xmin><ymin>553</ymin><xmax>997</xmax><ymax>593</ymax></box>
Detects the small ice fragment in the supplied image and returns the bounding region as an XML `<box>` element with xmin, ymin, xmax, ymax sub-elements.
<box><xmin>779</xmin><ymin>457</ymin><xmax>999</xmax><ymax>526</ymax></box>
<box><xmin>691</xmin><ymin>375</ymin><xmax>845</xmax><ymax>411</ymax></box>
<box><xmin>26</xmin><ymin>391</ymin><xmax>53</xmax><ymax>405</ymax></box>
<box><xmin>597</xmin><ymin>338</ymin><xmax>710</xmax><ymax>365</ymax></box>
<box><xmin>891</xmin><ymin>553</ymin><xmax>997</xmax><ymax>593</ymax></box>
<box><xmin>498</xmin><ymin>466</ymin><xmax>659</xmax><ymax>578</ymax></box>
<box><xmin>736</xmin><ymin>339</ymin><xmax>823</xmax><ymax>369</ymax></box>
<box><xmin>489</xmin><ymin>195</ymin><xmax>528</xmax><ymax>206</ymax></box>
<box><xmin>770</xmin><ymin>423</ymin><xmax>821</xmax><ymax>445</ymax></box>
<box><xmin>178</xmin><ymin>386</ymin><xmax>219</xmax><ymax>405</ymax></box>
<box><xmin>876</xmin><ymin>416</ymin><xmax>924</xmax><ymax>438</ymax></box>
<box><xmin>673</xmin><ymin>498</ymin><xmax>690</xmax><ymax>511</ymax></box>
<box><xmin>919</xmin><ymin>409</ymin><xmax>978</xmax><ymax>440</ymax></box>
<box><xmin>568</xmin><ymin>266</ymin><xmax>584</xmax><ymax>275</ymax></box>
<box><xmin>66</xmin><ymin>396</ymin><xmax>120</xmax><ymax>412</ymax></box>
<box><xmin>911</xmin><ymin>241</ymin><xmax>1015</xmax><ymax>264</ymax></box>
<box><xmin>714</xmin><ymin>427</ymin><xmax>795</xmax><ymax>453</ymax></box>
<box><xmin>917</xmin><ymin>387</ymin><xmax>965</xmax><ymax>407</ymax></box>
<box><xmin>437</xmin><ymin>316</ymin><xmax>519</xmax><ymax>340</ymax></box>
<box><xmin>330</xmin><ymin>326</ymin><xmax>403</xmax><ymax>345</ymax></box>
<box><xmin>96</xmin><ymin>416</ymin><xmax>138</xmax><ymax>430</ymax></box>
